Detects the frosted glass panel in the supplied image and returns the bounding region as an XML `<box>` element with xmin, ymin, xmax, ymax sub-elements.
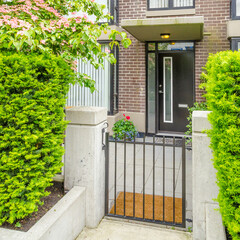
<box><xmin>149</xmin><ymin>0</ymin><xmax>168</xmax><ymax>9</ymax></box>
<box><xmin>174</xmin><ymin>0</ymin><xmax>193</xmax><ymax>7</ymax></box>
<box><xmin>158</xmin><ymin>42</ymin><xmax>194</xmax><ymax>51</ymax></box>
<box><xmin>237</xmin><ymin>0</ymin><xmax>240</xmax><ymax>16</ymax></box>
<box><xmin>66</xmin><ymin>45</ymin><xmax>111</xmax><ymax>111</ymax></box>
<box><xmin>148</xmin><ymin>53</ymin><xmax>156</xmax><ymax>133</ymax></box>
<box><xmin>164</xmin><ymin>57</ymin><xmax>173</xmax><ymax>123</ymax></box>
<box><xmin>238</xmin><ymin>42</ymin><xmax>240</xmax><ymax>51</ymax></box>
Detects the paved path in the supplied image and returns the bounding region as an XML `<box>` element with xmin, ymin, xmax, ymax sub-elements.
<box><xmin>76</xmin><ymin>219</ymin><xmax>192</xmax><ymax>240</ymax></box>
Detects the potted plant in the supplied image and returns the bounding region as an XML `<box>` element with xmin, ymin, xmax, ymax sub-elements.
<box><xmin>112</xmin><ymin>114</ymin><xmax>138</xmax><ymax>140</ymax></box>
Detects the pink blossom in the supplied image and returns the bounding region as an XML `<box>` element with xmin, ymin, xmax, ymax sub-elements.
<box><xmin>31</xmin><ymin>15</ymin><xmax>38</xmax><ymax>21</ymax></box>
<box><xmin>75</xmin><ymin>18</ymin><xmax>82</xmax><ymax>24</ymax></box>
<box><xmin>71</xmin><ymin>27</ymin><xmax>76</xmax><ymax>32</ymax></box>
<box><xmin>105</xmin><ymin>48</ymin><xmax>111</xmax><ymax>53</ymax></box>
<box><xmin>40</xmin><ymin>40</ymin><xmax>46</xmax><ymax>45</ymax></box>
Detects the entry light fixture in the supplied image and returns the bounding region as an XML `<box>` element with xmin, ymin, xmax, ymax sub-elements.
<box><xmin>160</xmin><ymin>33</ymin><xmax>170</xmax><ymax>39</ymax></box>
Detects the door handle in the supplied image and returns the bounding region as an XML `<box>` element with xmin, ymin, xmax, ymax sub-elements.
<box><xmin>159</xmin><ymin>91</ymin><xmax>164</xmax><ymax>94</ymax></box>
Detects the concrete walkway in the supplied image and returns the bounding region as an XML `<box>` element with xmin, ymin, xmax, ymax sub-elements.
<box><xmin>76</xmin><ymin>219</ymin><xmax>192</xmax><ymax>240</ymax></box>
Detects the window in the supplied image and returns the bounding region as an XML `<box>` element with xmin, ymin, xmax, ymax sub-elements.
<box><xmin>66</xmin><ymin>44</ymin><xmax>119</xmax><ymax>115</ymax></box>
<box><xmin>89</xmin><ymin>0</ymin><xmax>118</xmax><ymax>25</ymax></box>
<box><xmin>231</xmin><ymin>38</ymin><xmax>240</xmax><ymax>51</ymax></box>
<box><xmin>148</xmin><ymin>0</ymin><xmax>194</xmax><ymax>10</ymax></box>
<box><xmin>158</xmin><ymin>42</ymin><xmax>194</xmax><ymax>51</ymax></box>
<box><xmin>232</xmin><ymin>0</ymin><xmax>240</xmax><ymax>20</ymax></box>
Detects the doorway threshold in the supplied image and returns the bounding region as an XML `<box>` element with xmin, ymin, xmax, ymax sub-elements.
<box><xmin>156</xmin><ymin>132</ymin><xmax>191</xmax><ymax>138</ymax></box>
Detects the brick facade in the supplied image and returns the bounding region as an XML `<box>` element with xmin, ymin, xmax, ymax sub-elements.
<box><xmin>118</xmin><ymin>0</ymin><xmax>230</xmax><ymax>112</ymax></box>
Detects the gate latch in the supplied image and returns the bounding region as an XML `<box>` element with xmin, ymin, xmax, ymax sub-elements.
<box><xmin>102</xmin><ymin>122</ymin><xmax>109</xmax><ymax>150</ymax></box>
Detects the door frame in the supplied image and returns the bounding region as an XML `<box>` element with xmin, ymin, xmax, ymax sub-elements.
<box><xmin>145</xmin><ymin>41</ymin><xmax>196</xmax><ymax>134</ymax></box>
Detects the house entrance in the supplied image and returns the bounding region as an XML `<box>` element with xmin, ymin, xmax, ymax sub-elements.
<box><xmin>146</xmin><ymin>42</ymin><xmax>194</xmax><ymax>134</ymax></box>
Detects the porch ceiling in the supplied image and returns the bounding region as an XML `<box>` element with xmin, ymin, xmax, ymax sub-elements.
<box><xmin>120</xmin><ymin>16</ymin><xmax>204</xmax><ymax>42</ymax></box>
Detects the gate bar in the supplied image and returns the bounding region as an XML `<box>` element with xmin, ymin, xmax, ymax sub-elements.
<box><xmin>105</xmin><ymin>132</ymin><xmax>110</xmax><ymax>215</ymax></box>
<box><xmin>143</xmin><ymin>135</ymin><xmax>146</xmax><ymax>219</ymax></box>
<box><xmin>124</xmin><ymin>135</ymin><xmax>126</xmax><ymax>216</ymax></box>
<box><xmin>182</xmin><ymin>137</ymin><xmax>186</xmax><ymax>228</ymax></box>
<box><xmin>153</xmin><ymin>136</ymin><xmax>156</xmax><ymax>220</ymax></box>
<box><xmin>114</xmin><ymin>136</ymin><xmax>117</xmax><ymax>215</ymax></box>
<box><xmin>133</xmin><ymin>136</ymin><xmax>136</xmax><ymax>218</ymax></box>
<box><xmin>173</xmin><ymin>136</ymin><xmax>176</xmax><ymax>223</ymax></box>
<box><xmin>163</xmin><ymin>136</ymin><xmax>165</xmax><ymax>222</ymax></box>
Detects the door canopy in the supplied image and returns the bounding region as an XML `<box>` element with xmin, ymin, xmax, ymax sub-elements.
<box><xmin>121</xmin><ymin>16</ymin><xmax>204</xmax><ymax>42</ymax></box>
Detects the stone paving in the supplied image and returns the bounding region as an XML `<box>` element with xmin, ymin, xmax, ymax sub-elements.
<box><xmin>107</xmin><ymin>136</ymin><xmax>192</xmax><ymax>228</ymax></box>
<box><xmin>76</xmin><ymin>219</ymin><xmax>192</xmax><ymax>240</ymax></box>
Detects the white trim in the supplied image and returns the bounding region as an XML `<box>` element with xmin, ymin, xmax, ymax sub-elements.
<box><xmin>146</xmin><ymin>8</ymin><xmax>195</xmax><ymax>17</ymax></box>
<box><xmin>163</xmin><ymin>57</ymin><xmax>173</xmax><ymax>123</ymax></box>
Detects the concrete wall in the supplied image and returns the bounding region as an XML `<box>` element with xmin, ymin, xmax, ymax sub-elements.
<box><xmin>192</xmin><ymin>111</ymin><xmax>226</xmax><ymax>240</ymax></box>
<box><xmin>64</xmin><ymin>106</ymin><xmax>107</xmax><ymax>228</ymax></box>
<box><xmin>0</xmin><ymin>187</ymin><xmax>86</xmax><ymax>240</ymax></box>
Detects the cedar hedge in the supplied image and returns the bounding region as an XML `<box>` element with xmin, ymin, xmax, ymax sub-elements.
<box><xmin>0</xmin><ymin>52</ymin><xmax>74</xmax><ymax>225</ymax></box>
<box><xmin>201</xmin><ymin>51</ymin><xmax>240</xmax><ymax>240</ymax></box>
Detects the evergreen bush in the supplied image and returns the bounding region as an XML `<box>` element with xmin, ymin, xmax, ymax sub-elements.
<box><xmin>201</xmin><ymin>51</ymin><xmax>240</xmax><ymax>239</ymax></box>
<box><xmin>0</xmin><ymin>52</ymin><xmax>74</xmax><ymax>225</ymax></box>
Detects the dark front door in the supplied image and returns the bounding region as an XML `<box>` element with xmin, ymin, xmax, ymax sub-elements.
<box><xmin>158</xmin><ymin>52</ymin><xmax>194</xmax><ymax>133</ymax></box>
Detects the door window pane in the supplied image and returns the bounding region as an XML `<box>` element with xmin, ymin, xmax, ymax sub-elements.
<box><xmin>238</xmin><ymin>42</ymin><xmax>240</xmax><ymax>51</ymax></box>
<box><xmin>148</xmin><ymin>53</ymin><xmax>156</xmax><ymax>133</ymax></box>
<box><xmin>164</xmin><ymin>57</ymin><xmax>173</xmax><ymax>123</ymax></box>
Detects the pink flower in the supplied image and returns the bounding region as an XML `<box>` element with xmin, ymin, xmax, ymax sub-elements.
<box><xmin>71</xmin><ymin>27</ymin><xmax>76</xmax><ymax>32</ymax></box>
<box><xmin>40</xmin><ymin>40</ymin><xmax>46</xmax><ymax>45</ymax></box>
<box><xmin>105</xmin><ymin>48</ymin><xmax>110</xmax><ymax>53</ymax></box>
<box><xmin>123</xmin><ymin>114</ymin><xmax>125</xmax><ymax>117</ymax></box>
<box><xmin>75</xmin><ymin>18</ymin><xmax>82</xmax><ymax>24</ymax></box>
<box><xmin>31</xmin><ymin>15</ymin><xmax>38</xmax><ymax>21</ymax></box>
<box><xmin>126</xmin><ymin>116</ymin><xmax>130</xmax><ymax>120</ymax></box>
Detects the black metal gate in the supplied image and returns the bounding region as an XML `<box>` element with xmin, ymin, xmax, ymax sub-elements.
<box><xmin>105</xmin><ymin>133</ymin><xmax>191</xmax><ymax>228</ymax></box>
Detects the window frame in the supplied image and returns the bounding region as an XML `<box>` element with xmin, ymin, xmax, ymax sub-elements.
<box><xmin>147</xmin><ymin>0</ymin><xmax>195</xmax><ymax>11</ymax></box>
<box><xmin>231</xmin><ymin>38</ymin><xmax>240</xmax><ymax>51</ymax></box>
<box><xmin>101</xmin><ymin>0</ymin><xmax>119</xmax><ymax>25</ymax></box>
<box><xmin>231</xmin><ymin>0</ymin><xmax>240</xmax><ymax>20</ymax></box>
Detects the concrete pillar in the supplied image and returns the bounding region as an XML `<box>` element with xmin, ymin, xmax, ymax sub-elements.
<box><xmin>64</xmin><ymin>106</ymin><xmax>107</xmax><ymax>228</ymax></box>
<box><xmin>192</xmin><ymin>111</ymin><xmax>226</xmax><ymax>240</ymax></box>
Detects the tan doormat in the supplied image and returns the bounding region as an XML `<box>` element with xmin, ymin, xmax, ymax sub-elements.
<box><xmin>110</xmin><ymin>192</ymin><xmax>182</xmax><ymax>224</ymax></box>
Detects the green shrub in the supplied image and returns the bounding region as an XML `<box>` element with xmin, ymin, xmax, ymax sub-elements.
<box><xmin>185</xmin><ymin>102</ymin><xmax>208</xmax><ymax>136</ymax></box>
<box><xmin>112</xmin><ymin>114</ymin><xmax>138</xmax><ymax>140</ymax></box>
<box><xmin>201</xmin><ymin>51</ymin><xmax>240</xmax><ymax>239</ymax></box>
<box><xmin>0</xmin><ymin>52</ymin><xmax>74</xmax><ymax>225</ymax></box>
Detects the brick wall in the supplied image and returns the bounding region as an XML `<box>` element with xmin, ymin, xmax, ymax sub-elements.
<box><xmin>118</xmin><ymin>0</ymin><xmax>147</xmax><ymax>113</ymax></box>
<box><xmin>195</xmin><ymin>0</ymin><xmax>230</xmax><ymax>102</ymax></box>
<box><xmin>118</xmin><ymin>0</ymin><xmax>230</xmax><ymax>113</ymax></box>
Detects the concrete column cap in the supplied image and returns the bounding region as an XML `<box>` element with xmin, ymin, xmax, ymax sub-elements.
<box><xmin>192</xmin><ymin>110</ymin><xmax>212</xmax><ymax>133</ymax></box>
<box><xmin>66</xmin><ymin>106</ymin><xmax>107</xmax><ymax>126</ymax></box>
